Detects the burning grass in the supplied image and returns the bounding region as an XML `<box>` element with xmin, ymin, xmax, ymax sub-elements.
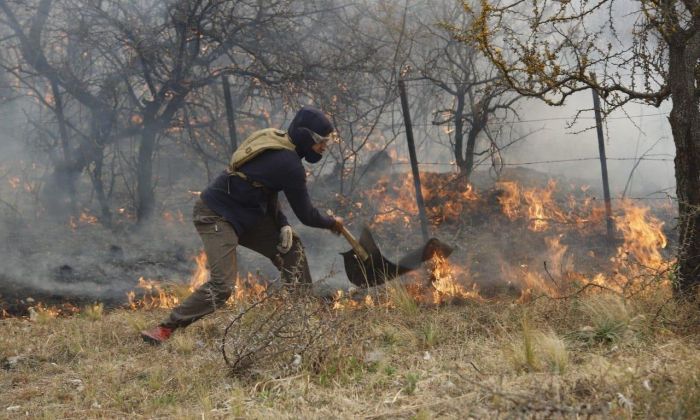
<box><xmin>1</xmin><ymin>172</ymin><xmax>694</xmax><ymax>416</ymax></box>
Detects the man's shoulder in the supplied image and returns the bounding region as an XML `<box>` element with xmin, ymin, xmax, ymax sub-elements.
<box><xmin>263</xmin><ymin>149</ymin><xmax>302</xmax><ymax>166</ymax></box>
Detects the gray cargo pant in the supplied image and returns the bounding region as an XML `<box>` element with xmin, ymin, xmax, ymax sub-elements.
<box><xmin>161</xmin><ymin>199</ymin><xmax>312</xmax><ymax>329</ymax></box>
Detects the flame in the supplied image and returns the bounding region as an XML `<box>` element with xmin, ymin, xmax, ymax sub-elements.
<box><xmin>68</xmin><ymin>210</ymin><xmax>99</xmax><ymax>230</ymax></box>
<box><xmin>363</xmin><ymin>172</ymin><xmax>479</xmax><ymax>227</ymax></box>
<box><xmin>497</xmin><ymin>180</ymin><xmax>591</xmax><ymax>231</ymax></box>
<box><xmin>615</xmin><ymin>200</ymin><xmax>667</xmax><ymax>269</ymax></box>
<box><xmin>232</xmin><ymin>273</ymin><xmax>268</xmax><ymax>303</ymax></box>
<box><xmin>127</xmin><ymin>250</ymin><xmax>267</xmax><ymax>310</ymax></box>
<box><xmin>8</xmin><ymin>176</ymin><xmax>20</xmax><ymax>190</ymax></box>
<box><xmin>8</xmin><ymin>173</ymin><xmax>674</xmax><ymax>319</ymax></box>
<box><xmin>128</xmin><ymin>277</ymin><xmax>182</xmax><ymax>309</ymax></box>
<box><xmin>496</xmin><ymin>181</ymin><xmax>521</xmax><ymax>220</ymax></box>
<box><xmin>426</xmin><ymin>253</ymin><xmax>482</xmax><ymax>304</ymax></box>
<box><xmin>162</xmin><ymin>210</ymin><xmax>185</xmax><ymax>224</ymax></box>
<box><xmin>189</xmin><ymin>250</ymin><xmax>208</xmax><ymax>292</ymax></box>
<box><xmin>79</xmin><ymin>211</ymin><xmax>98</xmax><ymax>224</ymax></box>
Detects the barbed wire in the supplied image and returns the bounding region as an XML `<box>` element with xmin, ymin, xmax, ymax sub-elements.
<box><xmin>390</xmin><ymin>156</ymin><xmax>674</xmax><ymax>167</ymax></box>
<box><xmin>382</xmin><ymin>156</ymin><xmax>676</xmax><ymax>202</ymax></box>
<box><xmin>409</xmin><ymin>113</ymin><xmax>668</xmax><ymax>127</ymax></box>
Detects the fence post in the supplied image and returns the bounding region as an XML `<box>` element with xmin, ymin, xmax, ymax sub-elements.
<box><xmin>221</xmin><ymin>74</ymin><xmax>238</xmax><ymax>153</ymax></box>
<box><xmin>591</xmin><ymin>81</ymin><xmax>614</xmax><ymax>239</ymax></box>
<box><xmin>398</xmin><ymin>79</ymin><xmax>429</xmax><ymax>242</ymax></box>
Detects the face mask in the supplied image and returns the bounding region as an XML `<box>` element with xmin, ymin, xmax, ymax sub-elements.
<box><xmin>304</xmin><ymin>150</ymin><xmax>323</xmax><ymax>163</ymax></box>
<box><xmin>296</xmin><ymin>127</ymin><xmax>329</xmax><ymax>163</ymax></box>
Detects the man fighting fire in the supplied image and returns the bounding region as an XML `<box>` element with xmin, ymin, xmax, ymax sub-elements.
<box><xmin>141</xmin><ymin>106</ymin><xmax>343</xmax><ymax>344</ymax></box>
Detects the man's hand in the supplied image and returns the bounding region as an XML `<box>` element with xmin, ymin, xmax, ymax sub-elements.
<box><xmin>277</xmin><ymin>225</ymin><xmax>294</xmax><ymax>254</ymax></box>
<box><xmin>330</xmin><ymin>216</ymin><xmax>344</xmax><ymax>236</ymax></box>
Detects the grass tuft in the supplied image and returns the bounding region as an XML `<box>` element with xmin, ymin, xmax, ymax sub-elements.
<box><xmin>507</xmin><ymin>316</ymin><xmax>568</xmax><ymax>374</ymax></box>
<box><xmin>82</xmin><ymin>303</ymin><xmax>104</xmax><ymax>321</ymax></box>
<box><xmin>419</xmin><ymin>321</ymin><xmax>441</xmax><ymax>349</ymax></box>
<box><xmin>537</xmin><ymin>330</ymin><xmax>569</xmax><ymax>374</ymax></box>
<box><xmin>576</xmin><ymin>294</ymin><xmax>632</xmax><ymax>344</ymax></box>
<box><xmin>388</xmin><ymin>282</ymin><xmax>419</xmax><ymax>317</ymax></box>
<box><xmin>403</xmin><ymin>372</ymin><xmax>420</xmax><ymax>395</ymax></box>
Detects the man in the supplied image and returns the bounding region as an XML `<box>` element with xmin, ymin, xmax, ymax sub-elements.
<box><xmin>141</xmin><ymin>106</ymin><xmax>343</xmax><ymax>345</ymax></box>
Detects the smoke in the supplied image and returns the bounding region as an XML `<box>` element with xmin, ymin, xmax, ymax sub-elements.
<box><xmin>0</xmin><ymin>0</ymin><xmax>679</xmax><ymax>309</ymax></box>
<box><xmin>393</xmin><ymin>93</ymin><xmax>675</xmax><ymax>199</ymax></box>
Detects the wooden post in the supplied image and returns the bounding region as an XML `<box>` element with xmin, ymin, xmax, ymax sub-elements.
<box><xmin>591</xmin><ymin>85</ymin><xmax>614</xmax><ymax>239</ymax></box>
<box><xmin>398</xmin><ymin>79</ymin><xmax>429</xmax><ymax>242</ymax></box>
<box><xmin>221</xmin><ymin>74</ymin><xmax>238</xmax><ymax>153</ymax></box>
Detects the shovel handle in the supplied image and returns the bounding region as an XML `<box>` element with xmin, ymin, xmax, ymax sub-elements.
<box><xmin>338</xmin><ymin>225</ymin><xmax>370</xmax><ymax>261</ymax></box>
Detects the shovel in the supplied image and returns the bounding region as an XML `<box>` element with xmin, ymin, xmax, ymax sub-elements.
<box><xmin>338</xmin><ymin>225</ymin><xmax>454</xmax><ymax>288</ymax></box>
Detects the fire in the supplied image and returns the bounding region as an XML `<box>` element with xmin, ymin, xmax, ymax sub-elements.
<box><xmin>363</xmin><ymin>172</ymin><xmax>479</xmax><ymax>227</ymax></box>
<box><xmin>162</xmin><ymin>210</ymin><xmax>185</xmax><ymax>224</ymax></box>
<box><xmin>331</xmin><ymin>290</ymin><xmax>377</xmax><ymax>310</ymax></box>
<box><xmin>497</xmin><ymin>181</ymin><xmax>521</xmax><ymax>220</ymax></box>
<box><xmin>79</xmin><ymin>211</ymin><xmax>98</xmax><ymax>224</ymax></box>
<box><xmin>28</xmin><ymin>303</ymin><xmax>80</xmax><ymax>321</ymax></box>
<box><xmin>498</xmin><ymin>179</ymin><xmax>609</xmax><ymax>232</ymax></box>
<box><xmin>8</xmin><ymin>176</ymin><xmax>20</xmax><ymax>190</ymax></box>
<box><xmin>5</xmin><ymin>173</ymin><xmax>674</xmax><ymax>319</ymax></box>
<box><xmin>127</xmin><ymin>277</ymin><xmax>182</xmax><ymax>309</ymax></box>
<box><xmin>426</xmin><ymin>253</ymin><xmax>482</xmax><ymax>304</ymax></box>
<box><xmin>379</xmin><ymin>253</ymin><xmax>485</xmax><ymax>307</ymax></box>
<box><xmin>189</xmin><ymin>250</ymin><xmax>208</xmax><ymax>291</ymax></box>
<box><xmin>615</xmin><ymin>200</ymin><xmax>668</xmax><ymax>269</ymax></box>
<box><xmin>127</xmin><ymin>250</ymin><xmax>269</xmax><ymax>310</ymax></box>
<box><xmin>68</xmin><ymin>210</ymin><xmax>99</xmax><ymax>230</ymax></box>
<box><xmin>232</xmin><ymin>273</ymin><xmax>268</xmax><ymax>303</ymax></box>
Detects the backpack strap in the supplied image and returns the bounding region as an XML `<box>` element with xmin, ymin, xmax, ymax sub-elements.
<box><xmin>228</xmin><ymin>170</ymin><xmax>267</xmax><ymax>189</ymax></box>
<box><xmin>229</xmin><ymin>128</ymin><xmax>296</xmax><ymax>172</ymax></box>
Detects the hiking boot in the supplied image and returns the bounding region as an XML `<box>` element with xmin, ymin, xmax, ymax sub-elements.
<box><xmin>140</xmin><ymin>325</ymin><xmax>173</xmax><ymax>345</ymax></box>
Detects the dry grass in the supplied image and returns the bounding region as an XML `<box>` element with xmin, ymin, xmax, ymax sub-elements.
<box><xmin>1</xmin><ymin>289</ymin><xmax>699</xmax><ymax>418</ymax></box>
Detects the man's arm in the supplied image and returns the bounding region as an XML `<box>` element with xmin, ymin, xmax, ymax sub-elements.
<box><xmin>281</xmin><ymin>166</ymin><xmax>335</xmax><ymax>229</ymax></box>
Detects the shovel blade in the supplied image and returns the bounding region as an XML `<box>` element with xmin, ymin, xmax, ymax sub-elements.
<box><xmin>342</xmin><ymin>227</ymin><xmax>454</xmax><ymax>288</ymax></box>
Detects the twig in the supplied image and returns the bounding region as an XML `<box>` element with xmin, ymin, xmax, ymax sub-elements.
<box><xmin>469</xmin><ymin>360</ymin><xmax>483</xmax><ymax>375</ymax></box>
<box><xmin>543</xmin><ymin>261</ymin><xmax>559</xmax><ymax>287</ymax></box>
<box><xmin>529</xmin><ymin>282</ymin><xmax>622</xmax><ymax>303</ymax></box>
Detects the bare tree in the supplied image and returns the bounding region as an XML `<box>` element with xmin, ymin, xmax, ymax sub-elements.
<box><xmin>412</xmin><ymin>6</ymin><xmax>523</xmax><ymax>181</ymax></box>
<box><xmin>0</xmin><ymin>0</ymin><xmax>356</xmax><ymax>224</ymax></box>
<box><xmin>453</xmin><ymin>0</ymin><xmax>699</xmax><ymax>295</ymax></box>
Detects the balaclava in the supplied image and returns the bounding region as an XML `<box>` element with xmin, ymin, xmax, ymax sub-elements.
<box><xmin>287</xmin><ymin>106</ymin><xmax>334</xmax><ymax>163</ymax></box>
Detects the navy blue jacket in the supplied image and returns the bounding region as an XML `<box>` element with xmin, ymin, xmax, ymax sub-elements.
<box><xmin>201</xmin><ymin>149</ymin><xmax>334</xmax><ymax>236</ymax></box>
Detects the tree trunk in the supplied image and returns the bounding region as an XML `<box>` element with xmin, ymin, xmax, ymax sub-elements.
<box><xmin>463</xmin><ymin>108</ymin><xmax>488</xmax><ymax>182</ymax></box>
<box><xmin>454</xmin><ymin>94</ymin><xmax>466</xmax><ymax>172</ymax></box>
<box><xmin>44</xmin><ymin>164</ymin><xmax>80</xmax><ymax>222</ymax></box>
<box><xmin>668</xmin><ymin>42</ymin><xmax>700</xmax><ymax>297</ymax></box>
<box><xmin>136</xmin><ymin>126</ymin><xmax>157</xmax><ymax>224</ymax></box>
<box><xmin>463</xmin><ymin>123</ymin><xmax>479</xmax><ymax>180</ymax></box>
<box><xmin>90</xmin><ymin>152</ymin><xmax>112</xmax><ymax>228</ymax></box>
<box><xmin>50</xmin><ymin>78</ymin><xmax>77</xmax><ymax>215</ymax></box>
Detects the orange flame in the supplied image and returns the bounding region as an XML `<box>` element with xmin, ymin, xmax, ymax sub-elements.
<box><xmin>615</xmin><ymin>200</ymin><xmax>668</xmax><ymax>269</ymax></box>
<box><xmin>126</xmin><ymin>248</ymin><xmax>270</xmax><ymax>310</ymax></box>
<box><xmin>189</xmin><ymin>250</ymin><xmax>208</xmax><ymax>292</ymax></box>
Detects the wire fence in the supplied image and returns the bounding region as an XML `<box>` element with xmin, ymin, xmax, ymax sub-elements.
<box><xmin>388</xmin><ymin>80</ymin><xmax>677</xmax><ymax>204</ymax></box>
